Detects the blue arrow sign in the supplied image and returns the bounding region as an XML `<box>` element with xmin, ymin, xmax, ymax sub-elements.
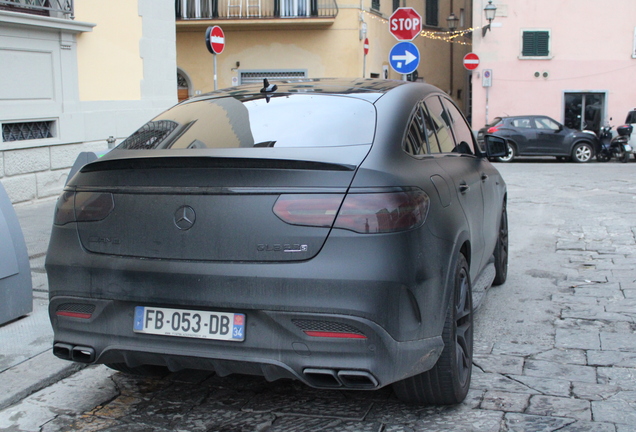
<box><xmin>389</xmin><ymin>42</ymin><xmax>420</xmax><ymax>75</ymax></box>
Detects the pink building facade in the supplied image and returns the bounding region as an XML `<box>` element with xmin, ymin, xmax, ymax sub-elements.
<box><xmin>471</xmin><ymin>0</ymin><xmax>636</xmax><ymax>134</ymax></box>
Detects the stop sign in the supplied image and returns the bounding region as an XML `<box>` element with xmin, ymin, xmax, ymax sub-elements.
<box><xmin>205</xmin><ymin>26</ymin><xmax>225</xmax><ymax>55</ymax></box>
<box><xmin>389</xmin><ymin>7</ymin><xmax>422</xmax><ymax>41</ymax></box>
<box><xmin>463</xmin><ymin>53</ymin><xmax>480</xmax><ymax>70</ymax></box>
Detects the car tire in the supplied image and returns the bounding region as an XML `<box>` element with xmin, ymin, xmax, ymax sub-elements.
<box><xmin>392</xmin><ymin>253</ymin><xmax>473</xmax><ymax>405</ymax></box>
<box><xmin>493</xmin><ymin>201</ymin><xmax>508</xmax><ymax>286</ymax></box>
<box><xmin>495</xmin><ymin>142</ymin><xmax>515</xmax><ymax>163</ymax></box>
<box><xmin>105</xmin><ymin>363</ymin><xmax>170</xmax><ymax>377</ymax></box>
<box><xmin>571</xmin><ymin>143</ymin><xmax>593</xmax><ymax>163</ymax></box>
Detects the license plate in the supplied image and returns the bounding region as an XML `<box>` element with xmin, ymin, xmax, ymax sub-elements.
<box><xmin>133</xmin><ymin>306</ymin><xmax>245</xmax><ymax>341</ymax></box>
<box><xmin>625</xmin><ymin>144</ymin><xmax>632</xmax><ymax>152</ymax></box>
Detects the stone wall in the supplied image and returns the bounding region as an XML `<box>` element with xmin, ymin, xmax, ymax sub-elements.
<box><xmin>0</xmin><ymin>140</ymin><xmax>111</xmax><ymax>204</ymax></box>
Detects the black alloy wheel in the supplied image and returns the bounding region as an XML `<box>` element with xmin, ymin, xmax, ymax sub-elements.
<box><xmin>493</xmin><ymin>201</ymin><xmax>508</xmax><ymax>286</ymax></box>
<box><xmin>392</xmin><ymin>253</ymin><xmax>473</xmax><ymax>405</ymax></box>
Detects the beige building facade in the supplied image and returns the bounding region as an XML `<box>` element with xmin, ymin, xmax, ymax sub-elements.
<box><xmin>0</xmin><ymin>0</ymin><xmax>176</xmax><ymax>203</ymax></box>
<box><xmin>176</xmin><ymin>0</ymin><xmax>472</xmax><ymax>112</ymax></box>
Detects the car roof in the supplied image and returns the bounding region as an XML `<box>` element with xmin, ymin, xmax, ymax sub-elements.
<box><xmin>187</xmin><ymin>78</ymin><xmax>412</xmax><ymax>104</ymax></box>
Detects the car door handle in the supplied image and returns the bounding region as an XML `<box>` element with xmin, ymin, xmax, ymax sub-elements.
<box><xmin>459</xmin><ymin>182</ymin><xmax>470</xmax><ymax>193</ymax></box>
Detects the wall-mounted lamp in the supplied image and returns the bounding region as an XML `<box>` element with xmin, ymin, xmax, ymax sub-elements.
<box><xmin>447</xmin><ymin>13</ymin><xmax>459</xmax><ymax>32</ymax></box>
<box><xmin>482</xmin><ymin>0</ymin><xmax>497</xmax><ymax>37</ymax></box>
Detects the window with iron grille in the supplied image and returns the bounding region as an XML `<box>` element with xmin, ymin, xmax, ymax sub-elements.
<box><xmin>425</xmin><ymin>0</ymin><xmax>438</xmax><ymax>26</ymax></box>
<box><xmin>371</xmin><ymin>0</ymin><xmax>380</xmax><ymax>12</ymax></box>
<box><xmin>2</xmin><ymin>121</ymin><xmax>55</xmax><ymax>142</ymax></box>
<box><xmin>392</xmin><ymin>0</ymin><xmax>399</xmax><ymax>12</ymax></box>
<box><xmin>239</xmin><ymin>70</ymin><xmax>307</xmax><ymax>84</ymax></box>
<box><xmin>522</xmin><ymin>31</ymin><xmax>550</xmax><ymax>57</ymax></box>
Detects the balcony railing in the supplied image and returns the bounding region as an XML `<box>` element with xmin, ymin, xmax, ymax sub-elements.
<box><xmin>176</xmin><ymin>0</ymin><xmax>338</xmax><ymax>20</ymax></box>
<box><xmin>0</xmin><ymin>0</ymin><xmax>74</xmax><ymax>18</ymax></box>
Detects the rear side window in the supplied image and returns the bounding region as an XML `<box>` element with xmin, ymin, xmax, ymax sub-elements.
<box><xmin>511</xmin><ymin>118</ymin><xmax>531</xmax><ymax>128</ymax></box>
<box><xmin>403</xmin><ymin>103</ymin><xmax>429</xmax><ymax>156</ymax></box>
<box><xmin>440</xmin><ymin>98</ymin><xmax>475</xmax><ymax>155</ymax></box>
<box><xmin>626</xmin><ymin>111</ymin><xmax>636</xmax><ymax>124</ymax></box>
<box><xmin>117</xmin><ymin>94</ymin><xmax>376</xmax><ymax>150</ymax></box>
<box><xmin>423</xmin><ymin>96</ymin><xmax>456</xmax><ymax>153</ymax></box>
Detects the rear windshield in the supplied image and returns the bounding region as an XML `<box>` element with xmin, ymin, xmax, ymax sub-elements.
<box><xmin>117</xmin><ymin>94</ymin><xmax>377</xmax><ymax>150</ymax></box>
<box><xmin>626</xmin><ymin>111</ymin><xmax>636</xmax><ymax>124</ymax></box>
<box><xmin>485</xmin><ymin>117</ymin><xmax>502</xmax><ymax>128</ymax></box>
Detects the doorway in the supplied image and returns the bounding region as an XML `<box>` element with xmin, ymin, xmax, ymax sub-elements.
<box><xmin>563</xmin><ymin>92</ymin><xmax>605</xmax><ymax>134</ymax></box>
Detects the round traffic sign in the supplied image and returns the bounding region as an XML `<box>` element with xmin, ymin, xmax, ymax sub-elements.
<box><xmin>389</xmin><ymin>41</ymin><xmax>420</xmax><ymax>74</ymax></box>
<box><xmin>463</xmin><ymin>52</ymin><xmax>480</xmax><ymax>70</ymax></box>
<box><xmin>389</xmin><ymin>7</ymin><xmax>422</xmax><ymax>41</ymax></box>
<box><xmin>205</xmin><ymin>26</ymin><xmax>225</xmax><ymax>55</ymax></box>
<box><xmin>363</xmin><ymin>38</ymin><xmax>369</xmax><ymax>55</ymax></box>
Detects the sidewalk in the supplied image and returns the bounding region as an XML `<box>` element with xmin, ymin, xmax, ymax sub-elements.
<box><xmin>0</xmin><ymin>198</ymin><xmax>84</xmax><ymax>411</ymax></box>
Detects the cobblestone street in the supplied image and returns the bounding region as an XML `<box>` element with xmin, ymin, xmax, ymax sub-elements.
<box><xmin>1</xmin><ymin>162</ymin><xmax>635</xmax><ymax>432</ymax></box>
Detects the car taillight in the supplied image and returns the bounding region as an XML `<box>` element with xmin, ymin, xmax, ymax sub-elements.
<box><xmin>273</xmin><ymin>189</ymin><xmax>429</xmax><ymax>234</ymax></box>
<box><xmin>487</xmin><ymin>126</ymin><xmax>500</xmax><ymax>133</ymax></box>
<box><xmin>273</xmin><ymin>194</ymin><xmax>344</xmax><ymax>227</ymax></box>
<box><xmin>53</xmin><ymin>191</ymin><xmax>114</xmax><ymax>225</ymax></box>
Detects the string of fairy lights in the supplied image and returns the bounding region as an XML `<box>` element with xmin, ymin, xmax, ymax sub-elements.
<box><xmin>362</xmin><ymin>10</ymin><xmax>478</xmax><ymax>45</ymax></box>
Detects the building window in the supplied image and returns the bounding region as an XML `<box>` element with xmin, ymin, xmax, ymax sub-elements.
<box><xmin>392</xmin><ymin>0</ymin><xmax>399</xmax><ymax>12</ymax></box>
<box><xmin>239</xmin><ymin>70</ymin><xmax>307</xmax><ymax>84</ymax></box>
<box><xmin>371</xmin><ymin>0</ymin><xmax>380</xmax><ymax>12</ymax></box>
<box><xmin>2</xmin><ymin>121</ymin><xmax>55</xmax><ymax>142</ymax></box>
<box><xmin>522</xmin><ymin>31</ymin><xmax>550</xmax><ymax>57</ymax></box>
<box><xmin>425</xmin><ymin>0</ymin><xmax>438</xmax><ymax>27</ymax></box>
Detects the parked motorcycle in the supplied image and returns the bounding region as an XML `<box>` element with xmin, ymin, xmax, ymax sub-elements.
<box><xmin>596</xmin><ymin>124</ymin><xmax>632</xmax><ymax>163</ymax></box>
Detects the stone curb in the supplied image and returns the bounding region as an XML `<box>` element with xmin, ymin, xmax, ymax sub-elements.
<box><xmin>0</xmin><ymin>349</ymin><xmax>86</xmax><ymax>411</ymax></box>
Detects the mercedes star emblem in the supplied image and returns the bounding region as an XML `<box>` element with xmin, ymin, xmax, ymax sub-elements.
<box><xmin>174</xmin><ymin>205</ymin><xmax>196</xmax><ymax>230</ymax></box>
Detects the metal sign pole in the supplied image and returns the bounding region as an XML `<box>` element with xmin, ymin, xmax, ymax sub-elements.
<box><xmin>214</xmin><ymin>54</ymin><xmax>218</xmax><ymax>90</ymax></box>
<box><xmin>485</xmin><ymin>86</ymin><xmax>490</xmax><ymax>125</ymax></box>
<box><xmin>363</xmin><ymin>54</ymin><xmax>366</xmax><ymax>78</ymax></box>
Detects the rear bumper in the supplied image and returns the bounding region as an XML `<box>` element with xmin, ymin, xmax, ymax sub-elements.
<box><xmin>50</xmin><ymin>295</ymin><xmax>443</xmax><ymax>389</ymax></box>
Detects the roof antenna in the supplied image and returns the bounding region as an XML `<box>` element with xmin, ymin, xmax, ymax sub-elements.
<box><xmin>260</xmin><ymin>79</ymin><xmax>278</xmax><ymax>93</ymax></box>
<box><xmin>260</xmin><ymin>79</ymin><xmax>278</xmax><ymax>103</ymax></box>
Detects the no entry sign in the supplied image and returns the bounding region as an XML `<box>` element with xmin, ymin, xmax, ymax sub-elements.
<box><xmin>205</xmin><ymin>26</ymin><xmax>225</xmax><ymax>55</ymax></box>
<box><xmin>389</xmin><ymin>7</ymin><xmax>422</xmax><ymax>41</ymax></box>
<box><xmin>363</xmin><ymin>38</ymin><xmax>369</xmax><ymax>55</ymax></box>
<box><xmin>463</xmin><ymin>52</ymin><xmax>480</xmax><ymax>70</ymax></box>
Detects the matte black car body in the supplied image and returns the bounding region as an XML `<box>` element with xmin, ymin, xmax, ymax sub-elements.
<box><xmin>47</xmin><ymin>79</ymin><xmax>507</xmax><ymax>404</ymax></box>
<box><xmin>477</xmin><ymin>115</ymin><xmax>598</xmax><ymax>163</ymax></box>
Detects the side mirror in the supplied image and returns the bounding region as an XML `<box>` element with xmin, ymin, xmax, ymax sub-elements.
<box><xmin>484</xmin><ymin>135</ymin><xmax>508</xmax><ymax>158</ymax></box>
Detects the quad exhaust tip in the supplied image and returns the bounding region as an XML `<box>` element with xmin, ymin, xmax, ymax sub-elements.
<box><xmin>53</xmin><ymin>343</ymin><xmax>95</xmax><ymax>363</ymax></box>
<box><xmin>303</xmin><ymin>368</ymin><xmax>378</xmax><ymax>389</ymax></box>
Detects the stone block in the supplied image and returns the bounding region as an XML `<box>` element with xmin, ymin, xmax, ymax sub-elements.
<box><xmin>588</xmin><ymin>350</ymin><xmax>636</xmax><ymax>368</ymax></box>
<box><xmin>4</xmin><ymin>147</ymin><xmax>50</xmax><ymax>176</ymax></box>
<box><xmin>50</xmin><ymin>142</ymin><xmax>110</xmax><ymax>171</ymax></box>
<box><xmin>526</xmin><ymin>395</ymin><xmax>591</xmax><ymax>421</ymax></box>
<box><xmin>481</xmin><ymin>391</ymin><xmax>529</xmax><ymax>412</ymax></box>
<box><xmin>36</xmin><ymin>170</ymin><xmax>69</xmax><ymax>199</ymax></box>
<box><xmin>555</xmin><ymin>328</ymin><xmax>600</xmax><ymax>350</ymax></box>
<box><xmin>597</xmin><ymin>367</ymin><xmax>636</xmax><ymax>390</ymax></box>
<box><xmin>592</xmin><ymin>391</ymin><xmax>636</xmax><ymax>425</ymax></box>
<box><xmin>473</xmin><ymin>354</ymin><xmax>525</xmax><ymax>375</ymax></box>
<box><xmin>0</xmin><ymin>175</ymin><xmax>36</xmax><ymax>203</ymax></box>
<box><xmin>523</xmin><ymin>360</ymin><xmax>597</xmax><ymax>383</ymax></box>
<box><xmin>600</xmin><ymin>332</ymin><xmax>636</xmax><ymax>352</ymax></box>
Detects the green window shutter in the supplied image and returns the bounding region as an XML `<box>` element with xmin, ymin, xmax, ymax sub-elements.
<box><xmin>523</xmin><ymin>31</ymin><xmax>550</xmax><ymax>56</ymax></box>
